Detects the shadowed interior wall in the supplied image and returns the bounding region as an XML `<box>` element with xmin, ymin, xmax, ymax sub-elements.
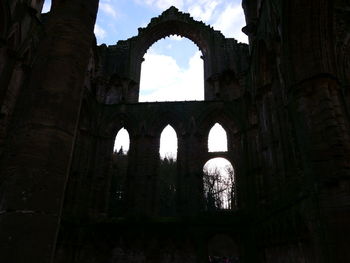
<box><xmin>0</xmin><ymin>1</ymin><xmax>350</xmax><ymax>263</ymax></box>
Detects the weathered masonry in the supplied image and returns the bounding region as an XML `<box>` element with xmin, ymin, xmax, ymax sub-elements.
<box><xmin>1</xmin><ymin>1</ymin><xmax>350</xmax><ymax>263</ymax></box>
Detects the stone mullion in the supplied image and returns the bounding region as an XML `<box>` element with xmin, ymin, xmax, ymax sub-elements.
<box><xmin>126</xmin><ymin>134</ymin><xmax>159</xmax><ymax>216</ymax></box>
<box><xmin>177</xmin><ymin>133</ymin><xmax>205</xmax><ymax>215</ymax></box>
<box><xmin>0</xmin><ymin>0</ymin><xmax>99</xmax><ymax>262</ymax></box>
<box><xmin>175</xmin><ymin>134</ymin><xmax>187</xmax><ymax>215</ymax></box>
<box><xmin>89</xmin><ymin>136</ymin><xmax>115</xmax><ymax>219</ymax></box>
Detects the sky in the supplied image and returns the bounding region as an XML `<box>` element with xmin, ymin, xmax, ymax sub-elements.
<box><xmin>42</xmin><ymin>0</ymin><xmax>247</xmax><ymax>102</ymax></box>
<box><xmin>42</xmin><ymin>0</ymin><xmax>246</xmax><ymax>166</ymax></box>
<box><xmin>93</xmin><ymin>0</ymin><xmax>248</xmax><ymax>102</ymax></box>
<box><xmin>115</xmin><ymin>123</ymin><xmax>228</xmax><ymax>158</ymax></box>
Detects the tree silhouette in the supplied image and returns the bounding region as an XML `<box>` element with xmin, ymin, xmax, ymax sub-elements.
<box><xmin>203</xmin><ymin>164</ymin><xmax>235</xmax><ymax>211</ymax></box>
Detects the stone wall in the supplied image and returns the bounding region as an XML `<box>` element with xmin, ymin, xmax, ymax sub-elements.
<box><xmin>1</xmin><ymin>0</ymin><xmax>350</xmax><ymax>263</ymax></box>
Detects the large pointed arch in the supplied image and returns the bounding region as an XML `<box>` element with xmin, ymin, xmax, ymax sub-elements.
<box><xmin>105</xmin><ymin>6</ymin><xmax>246</xmax><ymax>102</ymax></box>
<box><xmin>130</xmin><ymin>6</ymin><xmax>222</xmax><ymax>93</ymax></box>
<box><xmin>139</xmin><ymin>36</ymin><xmax>204</xmax><ymax>102</ymax></box>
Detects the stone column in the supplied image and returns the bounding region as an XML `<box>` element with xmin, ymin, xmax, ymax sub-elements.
<box><xmin>177</xmin><ymin>132</ymin><xmax>206</xmax><ymax>215</ymax></box>
<box><xmin>0</xmin><ymin>0</ymin><xmax>99</xmax><ymax>262</ymax></box>
<box><xmin>284</xmin><ymin>1</ymin><xmax>350</xmax><ymax>261</ymax></box>
<box><xmin>126</xmin><ymin>134</ymin><xmax>160</xmax><ymax>216</ymax></box>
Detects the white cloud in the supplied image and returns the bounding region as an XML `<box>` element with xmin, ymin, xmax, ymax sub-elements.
<box><xmin>212</xmin><ymin>2</ymin><xmax>248</xmax><ymax>43</ymax></box>
<box><xmin>94</xmin><ymin>24</ymin><xmax>107</xmax><ymax>39</ymax></box>
<box><xmin>169</xmin><ymin>35</ymin><xmax>183</xmax><ymax>41</ymax></box>
<box><xmin>132</xmin><ymin>0</ymin><xmax>247</xmax><ymax>42</ymax></box>
<box><xmin>135</xmin><ymin>0</ymin><xmax>184</xmax><ymax>10</ymax></box>
<box><xmin>139</xmin><ymin>50</ymin><xmax>204</xmax><ymax>102</ymax></box>
<box><xmin>187</xmin><ymin>0</ymin><xmax>220</xmax><ymax>22</ymax></box>
<box><xmin>99</xmin><ymin>2</ymin><xmax>118</xmax><ymax>18</ymax></box>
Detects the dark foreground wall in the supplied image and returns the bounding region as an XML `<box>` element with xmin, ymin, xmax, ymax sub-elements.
<box><xmin>1</xmin><ymin>0</ymin><xmax>350</xmax><ymax>263</ymax></box>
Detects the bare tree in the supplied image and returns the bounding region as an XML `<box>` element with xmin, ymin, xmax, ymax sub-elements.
<box><xmin>203</xmin><ymin>165</ymin><xmax>235</xmax><ymax>210</ymax></box>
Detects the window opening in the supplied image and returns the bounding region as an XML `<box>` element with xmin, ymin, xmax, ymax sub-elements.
<box><xmin>208</xmin><ymin>123</ymin><xmax>228</xmax><ymax>152</ymax></box>
<box><xmin>158</xmin><ymin>125</ymin><xmax>178</xmax><ymax>216</ymax></box>
<box><xmin>41</xmin><ymin>0</ymin><xmax>51</xmax><ymax>13</ymax></box>
<box><xmin>203</xmin><ymin>158</ymin><xmax>235</xmax><ymax>210</ymax></box>
<box><xmin>159</xmin><ymin>125</ymin><xmax>178</xmax><ymax>160</ymax></box>
<box><xmin>109</xmin><ymin>128</ymin><xmax>130</xmax><ymax>216</ymax></box>
<box><xmin>113</xmin><ymin>128</ymin><xmax>130</xmax><ymax>154</ymax></box>
<box><xmin>139</xmin><ymin>36</ymin><xmax>204</xmax><ymax>102</ymax></box>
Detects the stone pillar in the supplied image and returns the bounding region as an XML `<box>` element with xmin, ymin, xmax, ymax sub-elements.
<box><xmin>177</xmin><ymin>132</ymin><xmax>206</xmax><ymax>215</ymax></box>
<box><xmin>0</xmin><ymin>0</ymin><xmax>99</xmax><ymax>262</ymax></box>
<box><xmin>284</xmin><ymin>1</ymin><xmax>350</xmax><ymax>261</ymax></box>
<box><xmin>89</xmin><ymin>136</ymin><xmax>115</xmax><ymax>218</ymax></box>
<box><xmin>126</xmin><ymin>134</ymin><xmax>160</xmax><ymax>216</ymax></box>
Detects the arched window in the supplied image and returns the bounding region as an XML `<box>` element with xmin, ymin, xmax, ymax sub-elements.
<box><xmin>110</xmin><ymin>128</ymin><xmax>130</xmax><ymax>216</ymax></box>
<box><xmin>158</xmin><ymin>124</ymin><xmax>178</xmax><ymax>216</ymax></box>
<box><xmin>203</xmin><ymin>158</ymin><xmax>235</xmax><ymax>210</ymax></box>
<box><xmin>41</xmin><ymin>0</ymin><xmax>51</xmax><ymax>13</ymax></box>
<box><xmin>113</xmin><ymin>128</ymin><xmax>130</xmax><ymax>154</ymax></box>
<box><xmin>139</xmin><ymin>36</ymin><xmax>204</xmax><ymax>102</ymax></box>
<box><xmin>208</xmin><ymin>123</ymin><xmax>228</xmax><ymax>152</ymax></box>
<box><xmin>159</xmin><ymin>125</ymin><xmax>178</xmax><ymax>160</ymax></box>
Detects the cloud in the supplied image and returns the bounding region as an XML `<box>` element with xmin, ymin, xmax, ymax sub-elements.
<box><xmin>132</xmin><ymin>0</ymin><xmax>247</xmax><ymax>42</ymax></box>
<box><xmin>212</xmin><ymin>2</ymin><xmax>248</xmax><ymax>43</ymax></box>
<box><xmin>135</xmin><ymin>0</ymin><xmax>184</xmax><ymax>10</ymax></box>
<box><xmin>187</xmin><ymin>0</ymin><xmax>220</xmax><ymax>22</ymax></box>
<box><xmin>94</xmin><ymin>24</ymin><xmax>107</xmax><ymax>39</ymax></box>
<box><xmin>139</xmin><ymin>49</ymin><xmax>204</xmax><ymax>102</ymax></box>
<box><xmin>99</xmin><ymin>2</ymin><xmax>118</xmax><ymax>18</ymax></box>
<box><xmin>169</xmin><ymin>35</ymin><xmax>183</xmax><ymax>41</ymax></box>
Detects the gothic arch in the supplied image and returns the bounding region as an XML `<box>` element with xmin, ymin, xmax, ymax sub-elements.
<box><xmin>148</xmin><ymin>109</ymin><xmax>182</xmax><ymax>137</ymax></box>
<box><xmin>197</xmin><ymin>108</ymin><xmax>241</xmax><ymax>156</ymax></box>
<box><xmin>201</xmin><ymin>155</ymin><xmax>235</xmax><ymax>170</ymax></box>
<box><xmin>198</xmin><ymin>108</ymin><xmax>238</xmax><ymax>137</ymax></box>
<box><xmin>107</xmin><ymin>6</ymin><xmax>244</xmax><ymax>102</ymax></box>
<box><xmin>103</xmin><ymin>113</ymin><xmax>136</xmax><ymax>139</ymax></box>
<box><xmin>129</xmin><ymin>6</ymin><xmax>227</xmax><ymax>87</ymax></box>
<box><xmin>132</xmin><ymin>6</ymin><xmax>214</xmax><ymax>62</ymax></box>
<box><xmin>114</xmin><ymin>127</ymin><xmax>131</xmax><ymax>153</ymax></box>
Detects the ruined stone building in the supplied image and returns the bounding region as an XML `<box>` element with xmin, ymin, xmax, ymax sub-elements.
<box><xmin>1</xmin><ymin>0</ymin><xmax>350</xmax><ymax>262</ymax></box>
